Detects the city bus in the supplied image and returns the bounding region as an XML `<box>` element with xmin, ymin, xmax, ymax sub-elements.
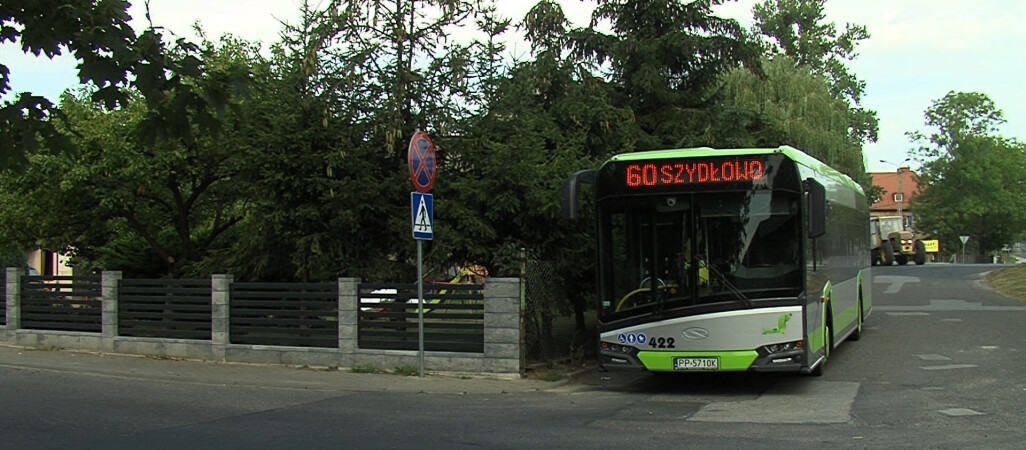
<box><xmin>561</xmin><ymin>146</ymin><xmax>871</xmax><ymax>375</ymax></box>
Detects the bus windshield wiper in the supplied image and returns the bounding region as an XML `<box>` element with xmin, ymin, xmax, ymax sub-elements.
<box><xmin>706</xmin><ymin>263</ymin><xmax>753</xmax><ymax>309</ymax></box>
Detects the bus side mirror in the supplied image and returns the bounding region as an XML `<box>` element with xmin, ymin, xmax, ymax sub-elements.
<box><xmin>806</xmin><ymin>178</ymin><xmax>826</xmax><ymax>238</ymax></box>
<box><xmin>561</xmin><ymin>169</ymin><xmax>596</xmax><ymax>220</ymax></box>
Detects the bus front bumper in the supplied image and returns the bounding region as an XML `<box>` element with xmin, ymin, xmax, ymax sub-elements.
<box><xmin>599</xmin><ymin>347</ymin><xmax>805</xmax><ymax>373</ymax></box>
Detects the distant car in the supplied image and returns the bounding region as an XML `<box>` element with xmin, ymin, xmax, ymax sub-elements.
<box><xmin>26</xmin><ymin>266</ymin><xmax>40</xmax><ymax>276</ymax></box>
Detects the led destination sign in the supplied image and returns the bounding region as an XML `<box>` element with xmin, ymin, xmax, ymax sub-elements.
<box><xmin>624</xmin><ymin>158</ymin><xmax>765</xmax><ymax>188</ymax></box>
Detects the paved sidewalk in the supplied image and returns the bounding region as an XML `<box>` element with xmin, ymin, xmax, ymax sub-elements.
<box><xmin>0</xmin><ymin>343</ymin><xmax>567</xmax><ymax>395</ymax></box>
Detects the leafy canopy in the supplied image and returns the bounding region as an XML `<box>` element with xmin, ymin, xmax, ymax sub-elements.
<box><xmin>909</xmin><ymin>91</ymin><xmax>1026</xmax><ymax>256</ymax></box>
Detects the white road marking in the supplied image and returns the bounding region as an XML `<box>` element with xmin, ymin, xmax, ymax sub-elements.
<box><xmin>920</xmin><ymin>364</ymin><xmax>978</xmax><ymax>370</ymax></box>
<box><xmin>916</xmin><ymin>354</ymin><xmax>951</xmax><ymax>361</ymax></box>
<box><xmin>877</xmin><ymin>299</ymin><xmax>1026</xmax><ymax>312</ymax></box>
<box><xmin>874</xmin><ymin>275</ymin><xmax>920</xmax><ymax>294</ymax></box>
<box><xmin>938</xmin><ymin>408</ymin><xmax>986</xmax><ymax>417</ymax></box>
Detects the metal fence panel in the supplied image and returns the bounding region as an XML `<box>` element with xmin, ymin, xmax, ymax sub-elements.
<box><xmin>119</xmin><ymin>279</ymin><xmax>212</xmax><ymax>340</ymax></box>
<box><xmin>20</xmin><ymin>275</ymin><xmax>102</xmax><ymax>332</ymax></box>
<box><xmin>523</xmin><ymin>259</ymin><xmax>596</xmax><ymax>365</ymax></box>
<box><xmin>230</xmin><ymin>282</ymin><xmax>338</xmax><ymax>348</ymax></box>
<box><xmin>358</xmin><ymin>283</ymin><xmax>484</xmax><ymax>353</ymax></box>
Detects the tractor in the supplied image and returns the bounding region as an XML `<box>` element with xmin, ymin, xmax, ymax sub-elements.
<box><xmin>871</xmin><ymin>216</ymin><xmax>927</xmax><ymax>266</ymax></box>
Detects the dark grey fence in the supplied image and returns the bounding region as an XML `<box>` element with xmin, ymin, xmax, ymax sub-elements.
<box><xmin>20</xmin><ymin>275</ymin><xmax>102</xmax><ymax>332</ymax></box>
<box><xmin>358</xmin><ymin>283</ymin><xmax>484</xmax><ymax>353</ymax></box>
<box><xmin>119</xmin><ymin>278</ymin><xmax>212</xmax><ymax>340</ymax></box>
<box><xmin>3</xmin><ymin>272</ymin><xmax>522</xmax><ymax>374</ymax></box>
<box><xmin>229</xmin><ymin>282</ymin><xmax>338</xmax><ymax>348</ymax></box>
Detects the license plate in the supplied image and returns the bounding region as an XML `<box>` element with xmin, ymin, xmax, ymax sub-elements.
<box><xmin>673</xmin><ymin>357</ymin><xmax>719</xmax><ymax>371</ymax></box>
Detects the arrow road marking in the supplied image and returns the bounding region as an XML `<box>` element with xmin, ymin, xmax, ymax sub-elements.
<box><xmin>874</xmin><ymin>275</ymin><xmax>920</xmax><ymax>294</ymax></box>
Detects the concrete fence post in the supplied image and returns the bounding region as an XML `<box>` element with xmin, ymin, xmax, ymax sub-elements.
<box><xmin>338</xmin><ymin>277</ymin><xmax>360</xmax><ymax>368</ymax></box>
<box><xmin>5</xmin><ymin>267</ymin><xmax>23</xmax><ymax>330</ymax></box>
<box><xmin>212</xmin><ymin>274</ymin><xmax>233</xmax><ymax>361</ymax></box>
<box><xmin>483</xmin><ymin>278</ymin><xmax>522</xmax><ymax>375</ymax></box>
<box><xmin>101</xmin><ymin>271</ymin><xmax>123</xmax><ymax>351</ymax></box>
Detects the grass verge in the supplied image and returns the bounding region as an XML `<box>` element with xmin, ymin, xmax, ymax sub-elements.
<box><xmin>987</xmin><ymin>265</ymin><xmax>1026</xmax><ymax>301</ymax></box>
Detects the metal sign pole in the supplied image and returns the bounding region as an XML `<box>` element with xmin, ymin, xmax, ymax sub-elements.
<box><xmin>417</xmin><ymin>239</ymin><xmax>425</xmax><ymax>377</ymax></box>
<box><xmin>408</xmin><ymin>130</ymin><xmax>435</xmax><ymax>379</ymax></box>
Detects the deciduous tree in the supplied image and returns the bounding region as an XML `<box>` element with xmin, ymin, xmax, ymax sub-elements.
<box><xmin>909</xmin><ymin>91</ymin><xmax>1026</xmax><ymax>257</ymax></box>
<box><xmin>742</xmin><ymin>0</ymin><xmax>878</xmax><ymax>189</ymax></box>
<box><xmin>0</xmin><ymin>35</ymin><xmax>258</xmax><ymax>278</ymax></box>
<box><xmin>1</xmin><ymin>0</ymin><xmax>250</xmax><ymax>171</ymax></box>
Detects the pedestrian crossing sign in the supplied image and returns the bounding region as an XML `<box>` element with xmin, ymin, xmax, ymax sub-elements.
<box><xmin>411</xmin><ymin>192</ymin><xmax>433</xmax><ymax>240</ymax></box>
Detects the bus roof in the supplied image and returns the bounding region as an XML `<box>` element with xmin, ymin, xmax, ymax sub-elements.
<box><xmin>606</xmin><ymin>145</ymin><xmax>864</xmax><ymax>195</ymax></box>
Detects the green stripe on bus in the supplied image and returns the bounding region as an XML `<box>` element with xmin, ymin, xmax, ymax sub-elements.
<box><xmin>809</xmin><ymin>325</ymin><xmax>826</xmax><ymax>352</ymax></box>
<box><xmin>637</xmin><ymin>351</ymin><xmax>759</xmax><ymax>371</ymax></box>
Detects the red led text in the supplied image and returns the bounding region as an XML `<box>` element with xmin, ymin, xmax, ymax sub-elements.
<box><xmin>625</xmin><ymin>160</ymin><xmax>764</xmax><ymax>187</ymax></box>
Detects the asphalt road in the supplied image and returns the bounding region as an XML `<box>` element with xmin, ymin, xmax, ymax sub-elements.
<box><xmin>1</xmin><ymin>264</ymin><xmax>1024</xmax><ymax>449</ymax></box>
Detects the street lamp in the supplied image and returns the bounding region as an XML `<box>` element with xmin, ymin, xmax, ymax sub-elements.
<box><xmin>880</xmin><ymin>158</ymin><xmax>910</xmax><ymax>230</ymax></box>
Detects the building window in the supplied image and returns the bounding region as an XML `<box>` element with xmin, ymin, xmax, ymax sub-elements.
<box><xmin>894</xmin><ymin>193</ymin><xmax>904</xmax><ymax>203</ymax></box>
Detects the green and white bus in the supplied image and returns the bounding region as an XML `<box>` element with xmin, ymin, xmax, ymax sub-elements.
<box><xmin>562</xmin><ymin>146</ymin><xmax>871</xmax><ymax>375</ymax></box>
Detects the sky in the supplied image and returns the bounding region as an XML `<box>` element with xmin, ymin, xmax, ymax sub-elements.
<box><xmin>2</xmin><ymin>0</ymin><xmax>1024</xmax><ymax>173</ymax></box>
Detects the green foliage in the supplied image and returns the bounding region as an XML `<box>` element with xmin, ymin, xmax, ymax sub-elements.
<box><xmin>567</xmin><ymin>0</ymin><xmax>763</xmax><ymax>150</ymax></box>
<box><xmin>908</xmin><ymin>91</ymin><xmax>1006</xmax><ymax>157</ymax></box>
<box><xmin>393</xmin><ymin>365</ymin><xmax>418</xmax><ymax>376</ymax></box>
<box><xmin>439</xmin><ymin>48</ymin><xmax>634</xmax><ymax>277</ymax></box>
<box><xmin>0</xmin><ymin>237</ymin><xmax>23</xmax><ymax>269</ymax></box>
<box><xmin>350</xmin><ymin>363</ymin><xmax>387</xmax><ymax>374</ymax></box>
<box><xmin>1</xmin><ymin>1</ymin><xmax>251</xmax><ymax>171</ymax></box>
<box><xmin>0</xmin><ymin>35</ymin><xmax>258</xmax><ymax>278</ymax></box>
<box><xmin>745</xmin><ymin>0</ymin><xmax>878</xmax><ymax>191</ymax></box>
<box><xmin>0</xmin><ymin>0</ymin><xmax>887</xmax><ymax>292</ymax></box>
<box><xmin>719</xmin><ymin>55</ymin><xmax>869</xmax><ymax>185</ymax></box>
<box><xmin>909</xmin><ymin>92</ymin><xmax>1026</xmax><ymax>256</ymax></box>
<box><xmin>753</xmin><ymin>0</ymin><xmax>870</xmax><ymax>104</ymax></box>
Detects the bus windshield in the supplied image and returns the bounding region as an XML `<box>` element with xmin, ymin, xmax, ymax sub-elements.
<box><xmin>599</xmin><ymin>190</ymin><xmax>803</xmax><ymax>321</ymax></box>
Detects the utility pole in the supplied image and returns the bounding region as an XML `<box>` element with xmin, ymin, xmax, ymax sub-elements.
<box><xmin>896</xmin><ymin>166</ymin><xmax>903</xmax><ymax>229</ymax></box>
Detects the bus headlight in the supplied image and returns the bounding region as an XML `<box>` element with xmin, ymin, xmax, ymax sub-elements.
<box><xmin>760</xmin><ymin>341</ymin><xmax>802</xmax><ymax>355</ymax></box>
<box><xmin>758</xmin><ymin>341</ymin><xmax>803</xmax><ymax>365</ymax></box>
<box><xmin>601</xmin><ymin>341</ymin><xmax>637</xmax><ymax>354</ymax></box>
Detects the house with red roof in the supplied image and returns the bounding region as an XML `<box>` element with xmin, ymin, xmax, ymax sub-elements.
<box><xmin>869</xmin><ymin>166</ymin><xmax>920</xmax><ymax>230</ymax></box>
